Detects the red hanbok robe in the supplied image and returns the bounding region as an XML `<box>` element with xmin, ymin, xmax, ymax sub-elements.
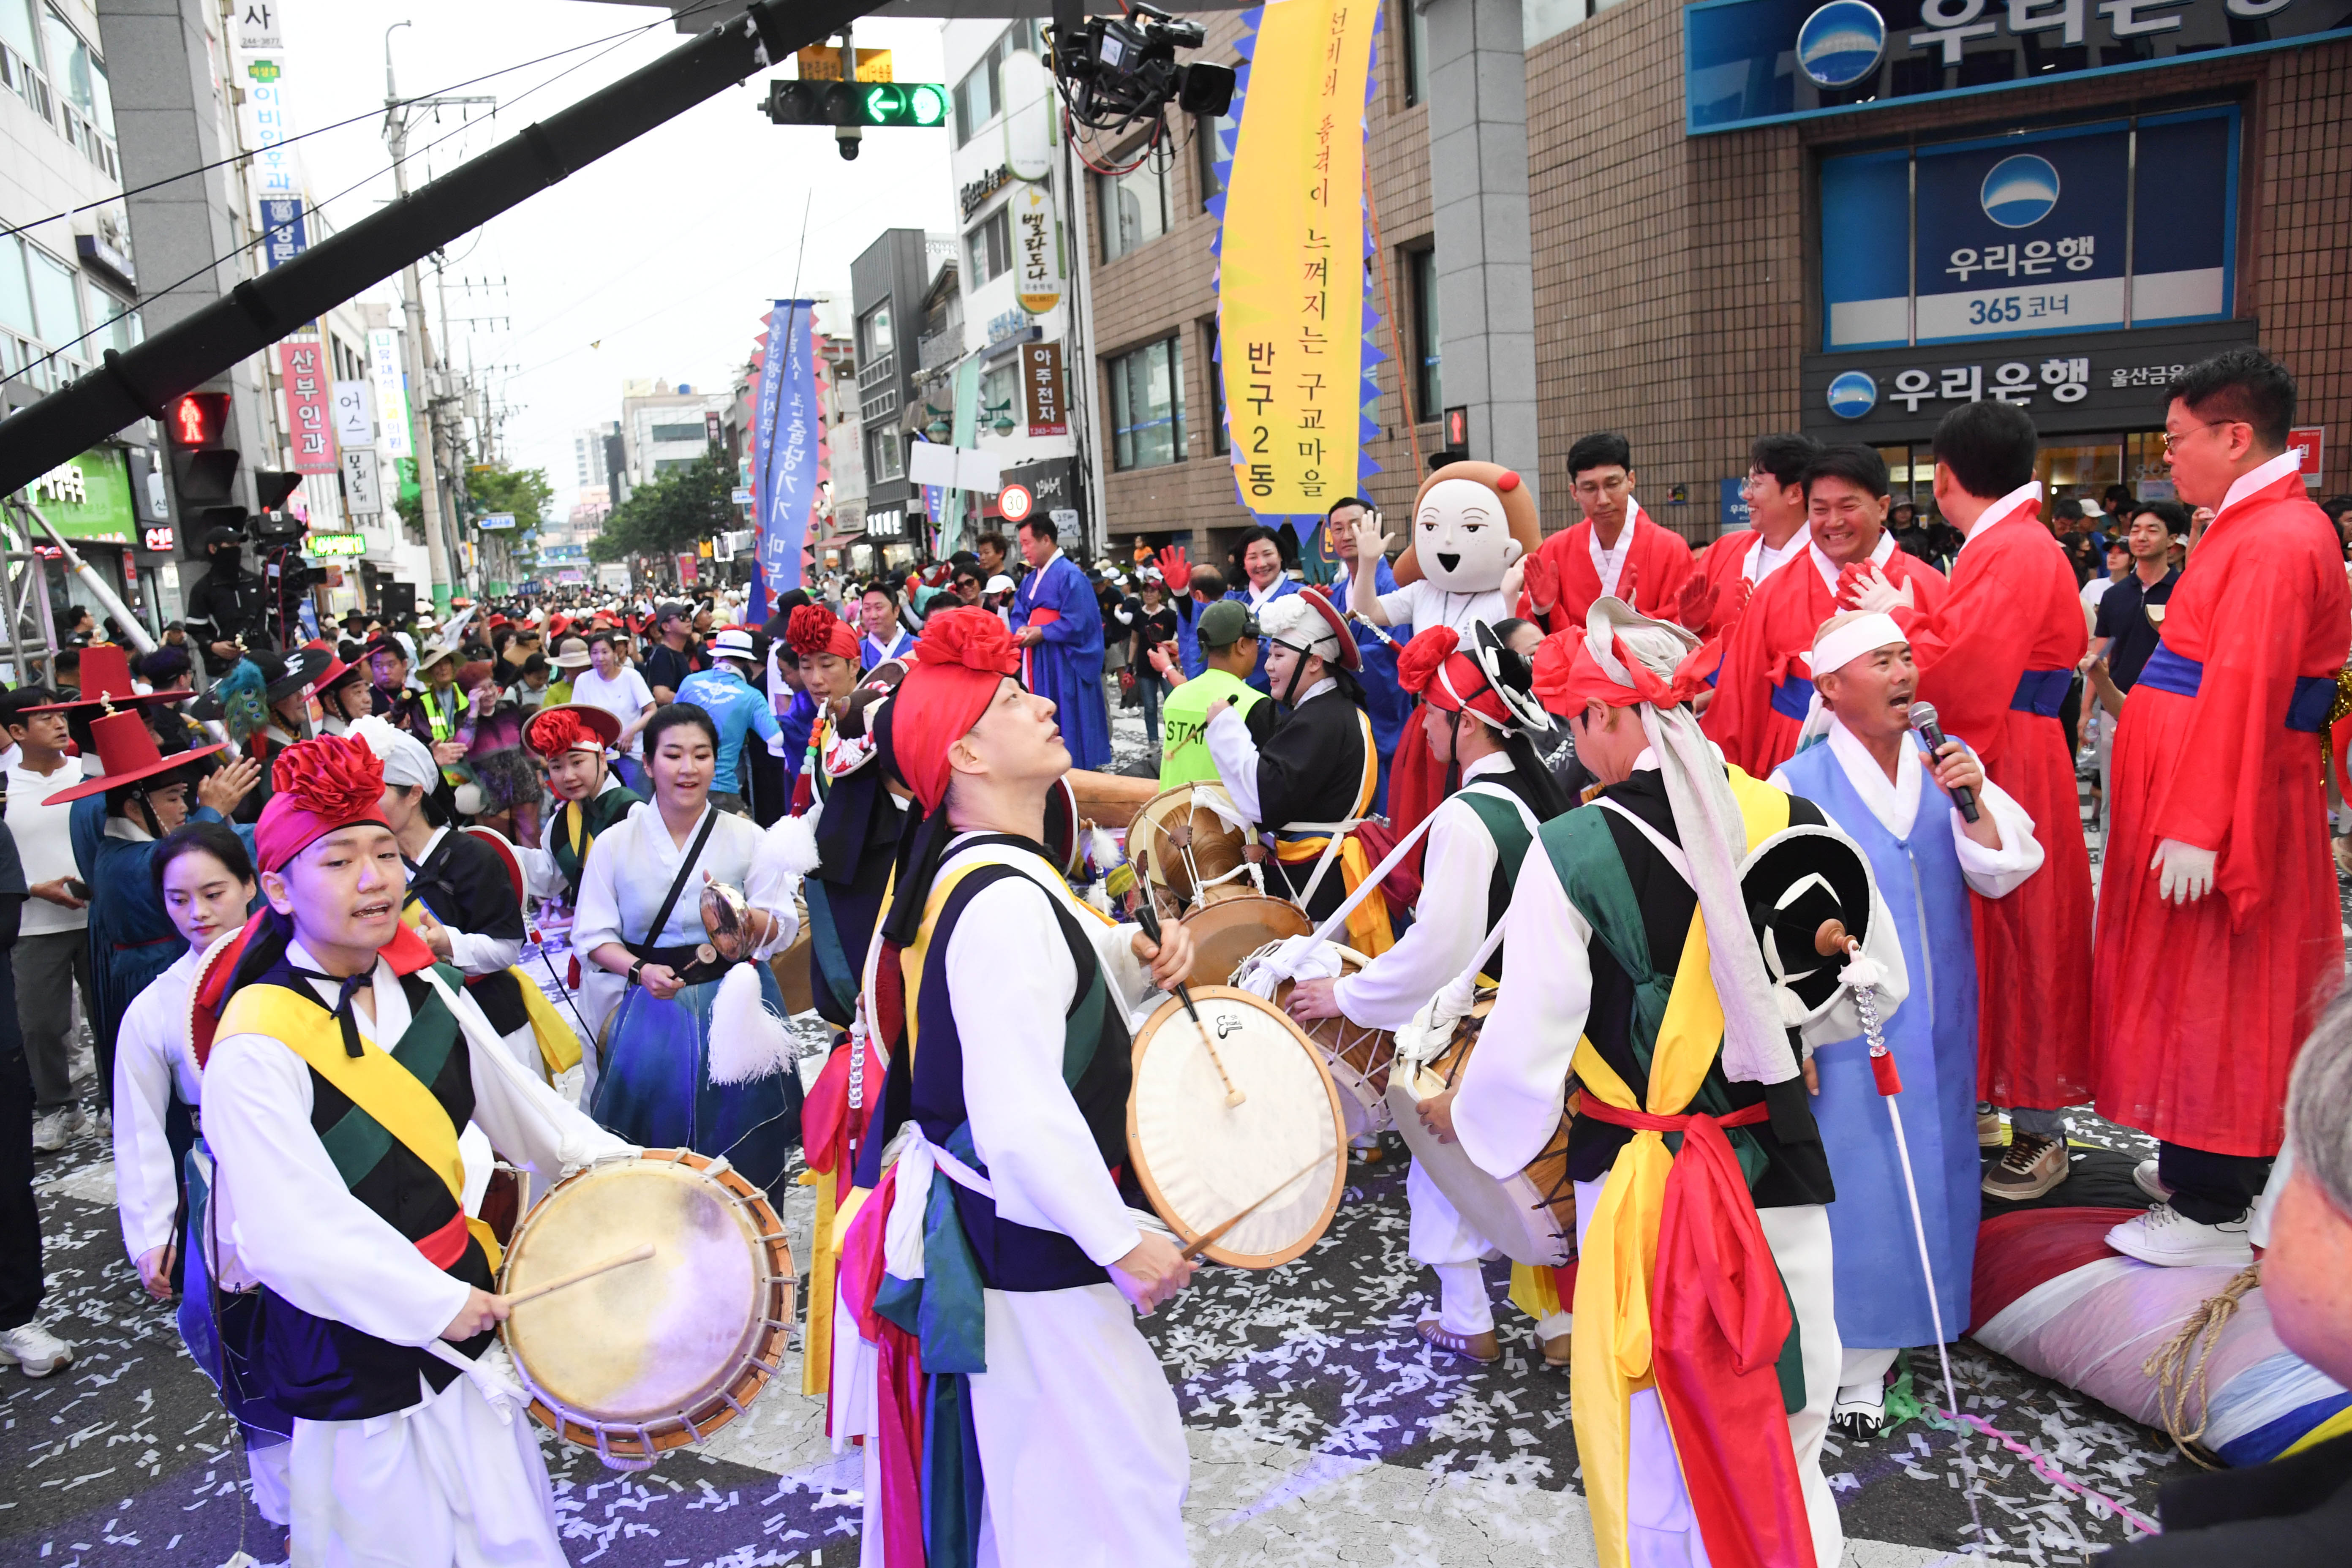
<box><xmin>1690</xmin><ymin>525</ymin><xmax>1812</xmax><ymax>637</ymax></box>
<box><xmin>2092</xmin><ymin>456</ymin><xmax>2351</xmax><ymax>1155</ymax></box>
<box><xmin>1519</xmin><ymin>504</ymin><xmax>1696</xmax><ymax>634</ymax></box>
<box><xmin>1897</xmin><ymin>488</ymin><xmax>2093</xmax><ymax>1110</ymax></box>
<box><xmin>1701</xmin><ymin>536</ymin><xmax>1946</xmax><ymax>777</ymax></box>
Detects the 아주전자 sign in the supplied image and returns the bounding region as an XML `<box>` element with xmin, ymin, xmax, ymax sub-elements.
<box><xmin>1023</xmin><ymin>341</ymin><xmax>1067</xmax><ymax>437</ymax></box>
<box><xmin>1820</xmin><ymin>107</ymin><xmax>2235</xmax><ymax>351</ymax></box>
<box><xmin>1215</xmin><ymin>0</ymin><xmax>1381</xmax><ymax>522</ymax></box>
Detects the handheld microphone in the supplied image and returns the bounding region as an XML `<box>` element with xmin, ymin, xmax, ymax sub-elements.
<box><xmin>1906</xmin><ymin>701</ymin><xmax>1979</xmax><ymax>823</ymax></box>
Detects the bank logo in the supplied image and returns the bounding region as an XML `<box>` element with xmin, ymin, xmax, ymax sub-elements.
<box><xmin>1827</xmin><ymin>371</ymin><xmax>1878</xmax><ymax>419</ymax></box>
<box><xmin>1796</xmin><ymin>1</ymin><xmax>1886</xmax><ymax>89</ymax></box>
<box><xmin>1981</xmin><ymin>154</ymin><xmax>2061</xmax><ymax>229</ymax></box>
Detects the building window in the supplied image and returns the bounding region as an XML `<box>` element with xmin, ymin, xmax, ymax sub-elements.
<box><xmin>860</xmin><ymin>302</ymin><xmax>893</xmax><ymax>360</ymax></box>
<box><xmin>1108</xmin><ymin>336</ymin><xmax>1184</xmax><ymax>471</ymax></box>
<box><xmin>1100</xmin><ymin>158</ymin><xmax>1170</xmax><ymax>262</ymax></box>
<box><xmin>1204</xmin><ymin>319</ymin><xmax>1228</xmax><ymax>455</ymax></box>
<box><xmin>1402</xmin><ymin>3</ymin><xmax>1429</xmax><ymax>104</ymax></box>
<box><xmin>952</xmin><ymin>19</ymin><xmax>1040</xmax><ymax>147</ymax></box>
<box><xmin>980</xmin><ymin>359</ymin><xmax>1018</xmax><ymax>434</ymax></box>
<box><xmin>1407</xmin><ymin>246</ymin><xmax>1441</xmax><ymax>422</ymax></box>
<box><xmin>24</xmin><ymin>242</ymin><xmax>77</xmax><ymax>350</ymax></box>
<box><xmin>966</xmin><ymin>206</ymin><xmax>1012</xmax><ymax>286</ymax></box>
<box><xmin>868</xmin><ymin>426</ymin><xmax>903</xmax><ymax>482</ymax></box>
<box><xmin>648</xmin><ymin>420</ymin><xmax>705</xmax><ymax>444</ymax></box>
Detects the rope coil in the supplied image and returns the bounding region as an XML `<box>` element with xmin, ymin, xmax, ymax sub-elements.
<box><xmin>2143</xmin><ymin>1260</ymin><xmax>2263</xmax><ymax>1467</ymax></box>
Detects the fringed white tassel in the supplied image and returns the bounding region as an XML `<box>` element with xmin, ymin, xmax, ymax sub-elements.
<box><xmin>706</xmin><ymin>962</ymin><xmax>794</xmax><ymax>1085</ymax></box>
<box><xmin>757</xmin><ymin>799</ymin><xmax>824</xmax><ymax>882</ymax></box>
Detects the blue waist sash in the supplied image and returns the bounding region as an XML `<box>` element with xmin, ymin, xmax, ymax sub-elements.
<box><xmin>2138</xmin><ymin>642</ymin><xmax>2337</xmax><ymax>732</ymax></box>
<box><xmin>2008</xmin><ymin>668</ymin><xmax>2072</xmax><ymax>717</ymax></box>
<box><xmin>1770</xmin><ymin>674</ymin><xmax>1816</xmax><ymax>720</ymax></box>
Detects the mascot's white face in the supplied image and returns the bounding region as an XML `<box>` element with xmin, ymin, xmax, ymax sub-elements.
<box><xmin>1414</xmin><ymin>478</ymin><xmax>1524</xmax><ymax>593</ymax></box>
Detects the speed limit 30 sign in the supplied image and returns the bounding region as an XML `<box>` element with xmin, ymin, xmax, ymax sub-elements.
<box><xmin>998</xmin><ymin>482</ymin><xmax>1033</xmax><ymax>523</ymax></box>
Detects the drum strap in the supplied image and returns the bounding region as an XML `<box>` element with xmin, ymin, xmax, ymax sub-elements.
<box><xmin>632</xmin><ymin>807</ymin><xmax>721</xmax><ymax>961</ymax></box>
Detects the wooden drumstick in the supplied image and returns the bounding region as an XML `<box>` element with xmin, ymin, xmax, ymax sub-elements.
<box><xmin>497</xmin><ymin>1243</ymin><xmax>656</xmax><ymax>1307</ymax></box>
<box><xmin>1134</xmin><ymin>852</ymin><xmax>1245</xmax><ymax>1108</ymax></box>
<box><xmin>1179</xmin><ymin>1154</ymin><xmax>1330</xmax><ymax>1261</ymax></box>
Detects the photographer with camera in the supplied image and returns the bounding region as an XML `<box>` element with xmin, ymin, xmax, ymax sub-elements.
<box><xmin>183</xmin><ymin>526</ymin><xmax>275</xmax><ymax>675</ymax></box>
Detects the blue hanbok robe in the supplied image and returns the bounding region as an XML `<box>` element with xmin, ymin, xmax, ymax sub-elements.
<box><xmin>1331</xmin><ymin>557</ymin><xmax>1407</xmax><ymax>811</ymax></box>
<box><xmin>1013</xmin><ymin>552</ymin><xmax>1111</xmax><ymax>770</ymax></box>
<box><xmin>1772</xmin><ymin>721</ymin><xmax>2042</xmax><ymax>1350</ymax></box>
<box><xmin>73</xmin><ymin>796</ymin><xmax>257</xmax><ymax>1094</ymax></box>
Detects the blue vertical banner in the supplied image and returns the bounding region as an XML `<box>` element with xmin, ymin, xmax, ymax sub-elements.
<box><xmin>751</xmin><ymin>298</ymin><xmax>819</xmax><ymax>613</ymax></box>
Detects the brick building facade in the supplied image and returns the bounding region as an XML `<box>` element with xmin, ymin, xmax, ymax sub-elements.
<box><xmin>1084</xmin><ymin>2</ymin><xmax>2347</xmax><ymax>563</ymax></box>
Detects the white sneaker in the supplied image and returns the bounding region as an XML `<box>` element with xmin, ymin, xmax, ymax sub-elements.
<box><xmin>0</xmin><ymin>1320</ymin><xmax>74</xmax><ymax>1377</ymax></box>
<box><xmin>2106</xmin><ymin>1203</ymin><xmax>2252</xmax><ymax>1268</ymax></box>
<box><xmin>2132</xmin><ymin>1159</ymin><xmax>2173</xmax><ymax>1202</ymax></box>
<box><xmin>30</xmin><ymin>1108</ymin><xmax>76</xmax><ymax>1152</ymax></box>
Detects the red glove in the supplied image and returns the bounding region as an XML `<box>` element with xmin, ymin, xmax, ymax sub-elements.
<box><xmin>1620</xmin><ymin>554</ymin><xmax>1640</xmax><ymax>608</ymax></box>
<box><xmin>1671</xmin><ymin>571</ymin><xmax>1717</xmax><ymax>632</ymax></box>
<box><xmin>1834</xmin><ymin>560</ymin><xmax>1873</xmax><ymax>605</ymax></box>
<box><xmin>1522</xmin><ymin>550</ymin><xmax>1561</xmax><ymax>617</ymax></box>
<box><xmin>1729</xmin><ymin>576</ymin><xmax>1754</xmax><ymax>622</ymax></box>
<box><xmin>1155</xmin><ymin>545</ymin><xmax>1192</xmax><ymax>595</ymax></box>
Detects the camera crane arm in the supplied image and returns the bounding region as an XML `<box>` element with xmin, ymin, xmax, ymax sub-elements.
<box><xmin>0</xmin><ymin>0</ymin><xmax>870</xmax><ymax>497</ymax></box>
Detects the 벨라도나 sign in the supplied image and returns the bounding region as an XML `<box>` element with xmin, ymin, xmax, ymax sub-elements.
<box><xmin>1014</xmin><ymin>182</ymin><xmax>1061</xmax><ymax>315</ymax></box>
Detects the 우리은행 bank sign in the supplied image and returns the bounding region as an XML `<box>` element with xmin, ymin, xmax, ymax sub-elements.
<box><xmin>1686</xmin><ymin>0</ymin><xmax>2352</xmax><ymax>133</ymax></box>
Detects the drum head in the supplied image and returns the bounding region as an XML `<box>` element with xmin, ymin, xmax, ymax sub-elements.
<box><xmin>1127</xmin><ymin>987</ymin><xmax>1345</xmax><ymax>1269</ymax></box>
<box><xmin>1182</xmin><ymin>896</ymin><xmax>1314</xmax><ymax>987</ymax></box>
<box><xmin>501</xmin><ymin>1157</ymin><xmax>776</xmax><ymax>1426</ymax></box>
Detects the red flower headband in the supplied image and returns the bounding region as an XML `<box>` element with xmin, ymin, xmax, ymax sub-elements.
<box><xmin>787</xmin><ymin>603</ymin><xmax>860</xmax><ymax>661</ymax></box>
<box><xmin>256</xmin><ymin>734</ymin><xmax>389</xmax><ymax>874</ymax></box>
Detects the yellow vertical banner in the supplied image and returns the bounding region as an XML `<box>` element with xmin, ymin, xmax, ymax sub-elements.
<box><xmin>1216</xmin><ymin>0</ymin><xmax>1380</xmax><ymax>521</ymax></box>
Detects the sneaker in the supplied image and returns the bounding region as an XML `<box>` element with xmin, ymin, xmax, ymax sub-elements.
<box><xmin>1976</xmin><ymin>1105</ymin><xmax>2004</xmax><ymax>1148</ymax></box>
<box><xmin>0</xmin><ymin>1320</ymin><xmax>74</xmax><ymax>1377</ymax></box>
<box><xmin>30</xmin><ymin>1107</ymin><xmax>81</xmax><ymax>1153</ymax></box>
<box><xmin>2133</xmin><ymin>1159</ymin><xmax>2174</xmax><ymax>1202</ymax></box>
<box><xmin>1416</xmin><ymin>1319</ymin><xmax>1501</xmax><ymax>1364</ymax></box>
<box><xmin>1983</xmin><ymin>1132</ymin><xmax>2069</xmax><ymax>1200</ymax></box>
<box><xmin>2105</xmin><ymin>1203</ymin><xmax>2254</xmax><ymax>1268</ymax></box>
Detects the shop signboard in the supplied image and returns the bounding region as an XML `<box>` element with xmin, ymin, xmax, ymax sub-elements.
<box><xmin>22</xmin><ymin>447</ymin><xmax>135</xmax><ymax>543</ymax></box>
<box><xmin>1799</xmin><ymin>316</ymin><xmax>2259</xmax><ymax>444</ymax></box>
<box><xmin>279</xmin><ymin>338</ymin><xmax>335</xmax><ymax>473</ymax></box>
<box><xmin>1022</xmin><ymin>341</ymin><xmax>1067</xmax><ymax>437</ymax></box>
<box><xmin>1821</xmin><ymin>108</ymin><xmax>2235</xmax><ymax>352</ymax></box>
<box><xmin>1687</xmin><ymin>0</ymin><xmax>2352</xmax><ymax>134</ymax></box>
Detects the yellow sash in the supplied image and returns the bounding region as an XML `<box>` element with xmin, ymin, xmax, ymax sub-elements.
<box><xmin>1566</xmin><ymin>766</ymin><xmax>1787</xmax><ymax>1568</ymax></box>
<box><xmin>398</xmin><ymin>903</ymin><xmax>582</xmax><ymax>1080</ymax></box>
<box><xmin>217</xmin><ymin>980</ymin><xmax>504</xmax><ymax>1273</ymax></box>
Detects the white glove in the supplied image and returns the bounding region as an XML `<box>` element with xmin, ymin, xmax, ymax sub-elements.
<box><xmin>1846</xmin><ymin>564</ymin><xmax>1915</xmax><ymax>614</ymax></box>
<box><xmin>2151</xmin><ymin>838</ymin><xmax>2217</xmax><ymax>904</ymax></box>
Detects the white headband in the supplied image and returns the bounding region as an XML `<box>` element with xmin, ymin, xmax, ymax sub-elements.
<box><xmin>1804</xmin><ymin>612</ymin><xmax>1908</xmax><ymax>680</ymax></box>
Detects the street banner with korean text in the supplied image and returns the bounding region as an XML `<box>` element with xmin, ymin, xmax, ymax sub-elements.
<box><xmin>751</xmin><ymin>298</ymin><xmax>820</xmax><ymax>612</ymax></box>
<box><xmin>279</xmin><ymin>337</ymin><xmax>335</xmax><ymax>474</ymax></box>
<box><xmin>1213</xmin><ymin>0</ymin><xmax>1383</xmax><ymax>526</ymax></box>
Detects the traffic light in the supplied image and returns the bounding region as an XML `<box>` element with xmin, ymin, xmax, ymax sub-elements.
<box><xmin>166</xmin><ymin>390</ymin><xmax>245</xmax><ymax>539</ymax></box>
<box><xmin>764</xmin><ymin>79</ymin><xmax>948</xmax><ymax>129</ymax></box>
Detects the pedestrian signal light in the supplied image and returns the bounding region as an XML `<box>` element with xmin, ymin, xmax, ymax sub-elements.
<box><xmin>763</xmin><ymin>79</ymin><xmax>947</xmax><ymax>129</ymax></box>
<box><xmin>169</xmin><ymin>391</ymin><xmax>231</xmax><ymax>449</ymax></box>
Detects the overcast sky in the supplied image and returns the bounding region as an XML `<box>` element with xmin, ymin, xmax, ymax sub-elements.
<box><xmin>275</xmin><ymin>0</ymin><xmax>956</xmax><ymax>512</ymax></box>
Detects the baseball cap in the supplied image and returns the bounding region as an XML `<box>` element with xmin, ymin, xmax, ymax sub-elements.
<box><xmin>1197</xmin><ymin>599</ymin><xmax>1260</xmax><ymax>648</ymax></box>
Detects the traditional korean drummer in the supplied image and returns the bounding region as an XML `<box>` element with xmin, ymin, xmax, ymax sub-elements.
<box><xmin>1285</xmin><ymin>621</ymin><xmax>1572</xmax><ymax>1365</ymax></box>
<box><xmin>835</xmin><ymin>607</ymin><xmax>1199</xmax><ymax>1565</ymax></box>
<box><xmin>195</xmin><ymin>732</ymin><xmax>632</xmax><ymax>1567</ymax></box>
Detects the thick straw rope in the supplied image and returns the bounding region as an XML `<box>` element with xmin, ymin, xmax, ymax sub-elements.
<box><xmin>2142</xmin><ymin>1260</ymin><xmax>2263</xmax><ymax>1467</ymax></box>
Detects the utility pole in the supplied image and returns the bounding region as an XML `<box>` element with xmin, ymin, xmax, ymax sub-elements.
<box><xmin>383</xmin><ymin>22</ymin><xmax>493</xmax><ymax>615</ymax></box>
